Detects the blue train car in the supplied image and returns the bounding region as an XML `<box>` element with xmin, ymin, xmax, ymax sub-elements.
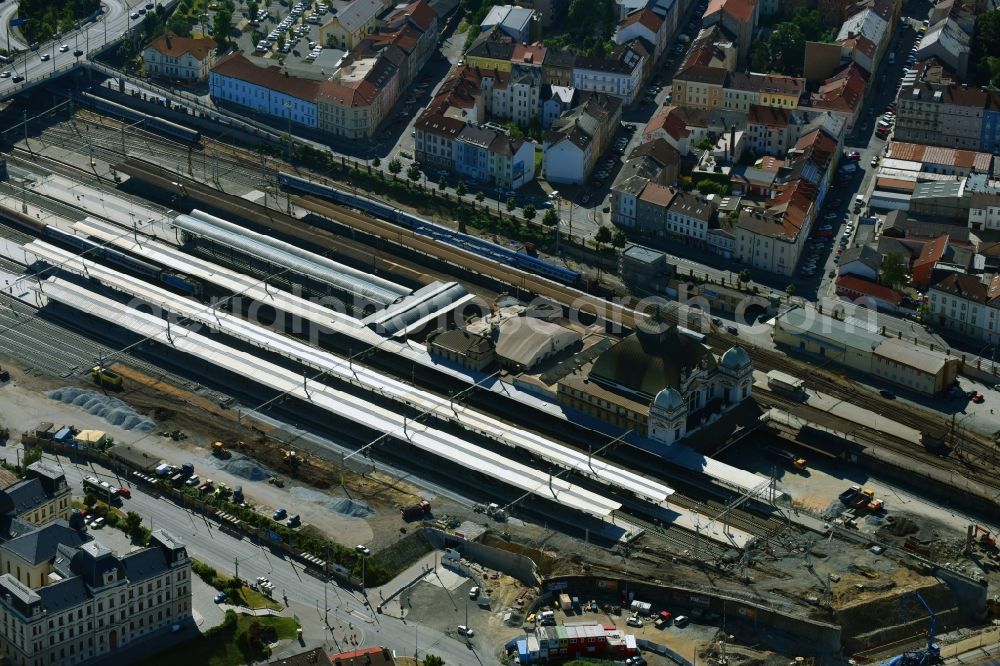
<box><xmin>278</xmin><ymin>172</ymin><xmax>581</xmax><ymax>285</ymax></box>
<box><xmin>79</xmin><ymin>92</ymin><xmax>201</xmax><ymax>144</ymax></box>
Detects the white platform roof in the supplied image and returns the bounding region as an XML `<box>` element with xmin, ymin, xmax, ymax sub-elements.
<box><xmin>27</xmin><ymin>240</ymin><xmax>671</xmax><ymax>505</ymax></box>
<box><xmin>39</xmin><ymin>275</ymin><xmax>622</xmax><ymax>518</ymax></box>
<box><xmin>56</xmin><ymin>223</ymin><xmax>674</xmax><ymax>503</ymax></box>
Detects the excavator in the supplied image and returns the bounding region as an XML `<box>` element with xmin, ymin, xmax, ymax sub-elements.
<box><xmin>880</xmin><ymin>593</ymin><xmax>940</xmax><ymax>666</ymax></box>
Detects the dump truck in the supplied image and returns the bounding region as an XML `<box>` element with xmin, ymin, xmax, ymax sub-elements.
<box><xmin>211</xmin><ymin>441</ymin><xmax>231</xmax><ymax>458</ymax></box>
<box><xmin>91</xmin><ymin>366</ymin><xmax>123</xmax><ymax>390</ymax></box>
<box><xmin>400</xmin><ymin>500</ymin><xmax>432</xmax><ymax>521</ymax></box>
<box><xmin>559</xmin><ymin>594</ymin><xmax>573</xmax><ymax>613</ymax></box>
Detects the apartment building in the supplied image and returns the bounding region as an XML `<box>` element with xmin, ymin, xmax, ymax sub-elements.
<box><xmin>614</xmin><ymin>9</ymin><xmax>666</xmax><ymax>61</ymax></box>
<box><xmin>1</xmin><ymin>463</ymin><xmax>72</xmax><ymax>528</ymax></box>
<box><xmin>735</xmin><ymin>179</ymin><xmax>816</xmax><ymax>276</ymax></box>
<box><xmin>895</xmin><ymin>82</ymin><xmax>998</xmax><ymax>151</ymax></box>
<box><xmin>611</xmin><ymin>139</ymin><xmax>679</xmax><ymax>227</ymax></box>
<box><xmin>701</xmin><ymin>0</ymin><xmax>759</xmax><ymax>66</ymax></box>
<box><xmin>452</xmin><ymin>123</ymin><xmax>536</xmax><ymax>188</ymax></box>
<box><xmin>479</xmin><ymin>5</ymin><xmax>538</xmax><ymax>43</ymax></box>
<box><xmin>543</xmin><ymin>93</ymin><xmax>622</xmax><ymax>184</ymax></box>
<box><xmin>320</xmin><ymin>0</ymin><xmax>386</xmax><ymax>50</ymax></box>
<box><xmin>210</xmin><ymin>54</ymin><xmax>321</xmax><ymax>128</ymax></box>
<box><xmin>572</xmin><ymin>47</ymin><xmax>645</xmax><ymax>105</ymax></box>
<box><xmin>142</xmin><ymin>33</ymin><xmax>216</xmax><ymax>81</ymax></box>
<box><xmin>211</xmin><ymin>0</ymin><xmax>436</xmax><ymax>139</ymax></box>
<box><xmin>464</xmin><ymin>26</ymin><xmax>516</xmax><ymax>72</ymax></box>
<box><xmin>928</xmin><ymin>272</ymin><xmax>1000</xmax><ymax>342</ymax></box>
<box><xmin>0</xmin><ymin>530</ymin><xmax>191</xmax><ymax>666</ymax></box>
<box><xmin>806</xmin><ymin>63</ymin><xmax>867</xmax><ymax>130</ymax></box>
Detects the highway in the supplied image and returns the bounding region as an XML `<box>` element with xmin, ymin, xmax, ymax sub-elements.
<box><xmin>0</xmin><ymin>444</ymin><xmax>490</xmax><ymax>665</ymax></box>
<box><xmin>0</xmin><ymin>0</ymin><xmax>137</xmax><ymax>99</ymax></box>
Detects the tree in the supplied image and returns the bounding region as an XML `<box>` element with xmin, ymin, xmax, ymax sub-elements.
<box><xmin>767</xmin><ymin>22</ymin><xmax>806</xmax><ymax>73</ymax></box>
<box><xmin>168</xmin><ymin>13</ymin><xmax>192</xmax><ymax>37</ymax></box>
<box><xmin>785</xmin><ymin>283</ymin><xmax>796</xmax><ymax>299</ymax></box>
<box><xmin>424</xmin><ymin>656</ymin><xmax>445</xmax><ymax>666</ymax></box>
<box><xmin>124</xmin><ymin>511</ymin><xmax>144</xmax><ymax>539</ymax></box>
<box><xmin>21</xmin><ymin>447</ymin><xmax>42</xmax><ymax>469</ymax></box>
<box><xmin>611</xmin><ymin>226</ymin><xmax>627</xmax><ymax>249</ymax></box>
<box><xmin>456</xmin><ymin>180</ymin><xmax>467</xmax><ymax>197</ymax></box>
<box><xmin>880</xmin><ymin>252</ymin><xmax>909</xmax><ymax>289</ymax></box>
<box><xmin>276</xmin><ymin>33</ymin><xmax>285</xmax><ymax>52</ymax></box>
<box><xmin>214</xmin><ymin>7</ymin><xmax>233</xmax><ymax>47</ymax></box>
<box><xmin>542</xmin><ymin>208</ymin><xmax>559</xmax><ymax>227</ymax></box>
<box><xmin>975</xmin><ymin>11</ymin><xmax>1000</xmax><ymax>84</ymax></box>
<box><xmin>406</xmin><ymin>163</ymin><xmax>421</xmax><ymax>185</ymax></box>
<box><xmin>738</xmin><ymin>269</ymin><xmax>751</xmax><ymax>286</ymax></box>
<box><xmin>523</xmin><ymin>203</ymin><xmax>536</xmax><ymax>221</ymax></box>
<box><xmin>437</xmin><ymin>178</ymin><xmax>446</xmax><ymax>191</ymax></box>
<box><xmin>246</xmin><ymin>0</ymin><xmax>258</xmax><ymax>20</ymax></box>
<box><xmin>371</xmin><ymin>156</ymin><xmax>380</xmax><ymax>168</ymax></box>
<box><xmin>504</xmin><ymin>122</ymin><xmax>524</xmax><ymax>140</ymax></box>
<box><xmin>387</xmin><ymin>158</ymin><xmax>402</xmax><ymax>179</ymax></box>
<box><xmin>506</xmin><ymin>197</ymin><xmax>516</xmax><ymax>213</ymax></box>
<box><xmin>695</xmin><ymin>179</ymin><xmax>727</xmax><ymax>196</ymax></box>
<box><xmin>595</xmin><ymin>225</ymin><xmax>612</xmax><ymax>250</ymax></box>
<box><xmin>475</xmin><ymin>191</ymin><xmax>485</xmax><ymax>207</ymax></box>
<box><xmin>84</xmin><ymin>492</ymin><xmax>97</xmax><ymax>508</ymax></box>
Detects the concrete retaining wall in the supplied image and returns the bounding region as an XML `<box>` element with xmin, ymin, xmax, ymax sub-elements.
<box><xmin>419</xmin><ymin>528</ymin><xmax>539</xmax><ymax>586</ymax></box>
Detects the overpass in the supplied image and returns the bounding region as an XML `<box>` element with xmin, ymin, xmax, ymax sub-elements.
<box><xmin>0</xmin><ymin>0</ymin><xmax>155</xmax><ymax>101</ymax></box>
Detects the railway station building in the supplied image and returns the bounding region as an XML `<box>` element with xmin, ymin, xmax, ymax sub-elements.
<box><xmin>557</xmin><ymin>323</ymin><xmax>753</xmax><ymax>443</ymax></box>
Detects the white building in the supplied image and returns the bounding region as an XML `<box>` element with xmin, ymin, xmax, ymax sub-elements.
<box><xmin>928</xmin><ymin>272</ymin><xmax>1000</xmax><ymax>342</ymax></box>
<box><xmin>648</xmin><ymin>345</ymin><xmax>753</xmax><ymax>446</ymax></box>
<box><xmin>665</xmin><ymin>191</ymin><xmax>717</xmax><ymax>245</ymax></box>
<box><xmin>209</xmin><ymin>54</ymin><xmax>319</xmax><ymax>129</ymax></box>
<box><xmin>735</xmin><ymin>179</ymin><xmax>815</xmax><ymax>276</ymax></box>
<box><xmin>571</xmin><ymin>47</ymin><xmax>645</xmax><ymax>105</ymax></box>
<box><xmin>0</xmin><ymin>530</ymin><xmax>191</xmax><ymax>666</ymax></box>
<box><xmin>614</xmin><ymin>8</ymin><xmax>666</xmax><ymax>61</ymax></box>
<box><xmin>480</xmin><ymin>4</ymin><xmax>537</xmax><ymax>43</ymax></box>
<box><xmin>142</xmin><ymin>33</ymin><xmax>216</xmax><ymax>81</ymax></box>
<box><xmin>543</xmin><ymin>94</ymin><xmax>622</xmax><ymax>184</ymax></box>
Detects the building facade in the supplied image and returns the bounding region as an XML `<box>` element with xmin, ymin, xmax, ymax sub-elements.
<box><xmin>142</xmin><ymin>33</ymin><xmax>216</xmax><ymax>81</ymax></box>
<box><xmin>0</xmin><ymin>530</ymin><xmax>191</xmax><ymax>666</ymax></box>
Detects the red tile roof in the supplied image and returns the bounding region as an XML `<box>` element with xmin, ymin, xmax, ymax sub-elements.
<box><xmin>639</xmin><ymin>182</ymin><xmax>678</xmax><ymax>207</ymax></box>
<box><xmin>835</xmin><ymin>275</ymin><xmax>903</xmax><ymax>305</ymax></box>
<box><xmin>620</xmin><ymin>8</ymin><xmax>663</xmax><ymax>33</ymax></box>
<box><xmin>886</xmin><ymin>141</ymin><xmax>992</xmax><ymax>171</ymax></box>
<box><xmin>705</xmin><ymin>0</ymin><xmax>756</xmax><ymax>23</ymax></box>
<box><xmin>810</xmin><ymin>63</ymin><xmax>868</xmax><ymax>114</ymax></box>
<box><xmin>212</xmin><ymin>53</ymin><xmax>322</xmax><ymax>102</ymax></box>
<box><xmin>512</xmin><ymin>42</ymin><xmax>546</xmax><ymax>64</ymax></box>
<box><xmin>913</xmin><ymin>234</ymin><xmax>948</xmax><ymax>270</ymax></box>
<box><xmin>147</xmin><ymin>33</ymin><xmax>216</xmax><ymax>61</ymax></box>
<box><xmin>389</xmin><ymin>0</ymin><xmax>436</xmax><ymax>31</ymax></box>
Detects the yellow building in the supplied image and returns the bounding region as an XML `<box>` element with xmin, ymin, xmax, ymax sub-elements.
<box><xmin>754</xmin><ymin>74</ymin><xmax>803</xmax><ymax>109</ymax></box>
<box><xmin>0</xmin><ymin>462</ymin><xmax>72</xmax><ymax>527</ymax></box>
<box><xmin>0</xmin><ymin>521</ymin><xmax>91</xmax><ymax>589</ymax></box>
<box><xmin>320</xmin><ymin>0</ymin><xmax>385</xmax><ymax>50</ymax></box>
<box><xmin>463</xmin><ymin>26</ymin><xmax>515</xmax><ymax>73</ymax></box>
<box><xmin>673</xmin><ymin>65</ymin><xmax>726</xmax><ymax>109</ymax></box>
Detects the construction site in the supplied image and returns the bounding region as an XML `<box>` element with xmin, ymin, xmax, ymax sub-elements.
<box><xmin>0</xmin><ymin>100</ymin><xmax>996</xmax><ymax>666</ymax></box>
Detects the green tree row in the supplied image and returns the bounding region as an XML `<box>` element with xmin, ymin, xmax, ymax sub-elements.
<box><xmin>18</xmin><ymin>0</ymin><xmax>100</xmax><ymax>44</ymax></box>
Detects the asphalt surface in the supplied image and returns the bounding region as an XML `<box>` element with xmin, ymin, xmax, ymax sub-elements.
<box><xmin>0</xmin><ymin>445</ymin><xmax>490</xmax><ymax>665</ymax></box>
<box><xmin>0</xmin><ymin>0</ymin><xmax>139</xmax><ymax>98</ymax></box>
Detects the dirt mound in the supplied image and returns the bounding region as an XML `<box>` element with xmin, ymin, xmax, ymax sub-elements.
<box><xmin>289</xmin><ymin>487</ymin><xmax>375</xmax><ymax>517</ymax></box>
<box><xmin>219</xmin><ymin>455</ymin><xmax>272</xmax><ymax>481</ymax></box>
<box><xmin>880</xmin><ymin>516</ymin><xmax>920</xmax><ymax>538</ymax></box>
<box><xmin>47</xmin><ymin>388</ymin><xmax>156</xmax><ymax>431</ymax></box>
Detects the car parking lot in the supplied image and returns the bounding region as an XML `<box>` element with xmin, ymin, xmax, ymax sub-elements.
<box><xmin>226</xmin><ymin>0</ymin><xmax>354</xmax><ymax>75</ymax></box>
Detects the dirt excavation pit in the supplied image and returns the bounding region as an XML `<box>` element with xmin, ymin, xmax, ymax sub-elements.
<box><xmin>289</xmin><ymin>488</ymin><xmax>375</xmax><ymax>518</ymax></box>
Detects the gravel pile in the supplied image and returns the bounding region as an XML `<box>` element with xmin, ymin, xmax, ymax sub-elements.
<box><xmin>220</xmin><ymin>455</ymin><xmax>272</xmax><ymax>481</ymax></box>
<box><xmin>290</xmin><ymin>487</ymin><xmax>374</xmax><ymax>517</ymax></box>
<box><xmin>47</xmin><ymin>388</ymin><xmax>156</xmax><ymax>432</ymax></box>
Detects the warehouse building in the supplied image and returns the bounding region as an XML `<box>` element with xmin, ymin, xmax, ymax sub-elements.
<box><xmin>773</xmin><ymin>307</ymin><xmax>959</xmax><ymax>395</ymax></box>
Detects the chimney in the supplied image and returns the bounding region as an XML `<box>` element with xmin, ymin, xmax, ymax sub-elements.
<box><xmin>165</xmin><ymin>33</ymin><xmax>172</xmax><ymax>49</ymax></box>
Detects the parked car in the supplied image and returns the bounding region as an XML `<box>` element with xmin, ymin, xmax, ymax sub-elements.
<box><xmin>273</xmin><ymin>508</ymin><xmax>287</xmax><ymax>520</ymax></box>
<box><xmin>355</xmin><ymin>544</ymin><xmax>372</xmax><ymax>556</ymax></box>
<box><xmin>879</xmin><ymin>389</ymin><xmax>895</xmax><ymax>399</ymax></box>
<box><xmin>457</xmin><ymin>625</ymin><xmax>474</xmax><ymax>637</ymax></box>
<box><xmin>214</xmin><ymin>592</ymin><xmax>227</xmax><ymax>603</ymax></box>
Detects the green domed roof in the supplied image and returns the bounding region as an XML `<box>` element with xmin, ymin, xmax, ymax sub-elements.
<box><xmin>720</xmin><ymin>346</ymin><xmax>750</xmax><ymax>371</ymax></box>
<box><xmin>590</xmin><ymin>325</ymin><xmax>713</xmax><ymax>400</ymax></box>
<box><xmin>653</xmin><ymin>388</ymin><xmax>684</xmax><ymax>412</ymax></box>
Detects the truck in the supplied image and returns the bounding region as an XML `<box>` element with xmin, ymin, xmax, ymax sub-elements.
<box><xmin>91</xmin><ymin>366</ymin><xmax>123</xmax><ymax>390</ymax></box>
<box><xmin>211</xmin><ymin>441</ymin><xmax>230</xmax><ymax>458</ymax></box>
<box><xmin>840</xmin><ymin>486</ymin><xmax>884</xmax><ymax>513</ymax></box>
<box><xmin>559</xmin><ymin>594</ymin><xmax>573</xmax><ymax>613</ymax></box>
<box><xmin>154</xmin><ymin>464</ymin><xmax>173</xmax><ymax>477</ymax></box>
<box><xmin>571</xmin><ymin>597</ymin><xmax>582</xmax><ymax>614</ymax></box>
<box><xmin>654</xmin><ymin>610</ymin><xmax>672</xmax><ymax>628</ymax></box>
<box><xmin>181</xmin><ymin>462</ymin><xmax>194</xmax><ymax>476</ymax></box>
<box><xmin>764</xmin><ymin>446</ymin><xmax>807</xmax><ymax>471</ymax></box>
<box><xmin>400</xmin><ymin>500</ymin><xmax>432</xmax><ymax>521</ymax></box>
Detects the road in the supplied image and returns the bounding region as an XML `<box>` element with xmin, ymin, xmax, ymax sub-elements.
<box><xmin>0</xmin><ymin>444</ymin><xmax>491</xmax><ymax>664</ymax></box>
<box><xmin>0</xmin><ymin>0</ymin><xmax>137</xmax><ymax>99</ymax></box>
